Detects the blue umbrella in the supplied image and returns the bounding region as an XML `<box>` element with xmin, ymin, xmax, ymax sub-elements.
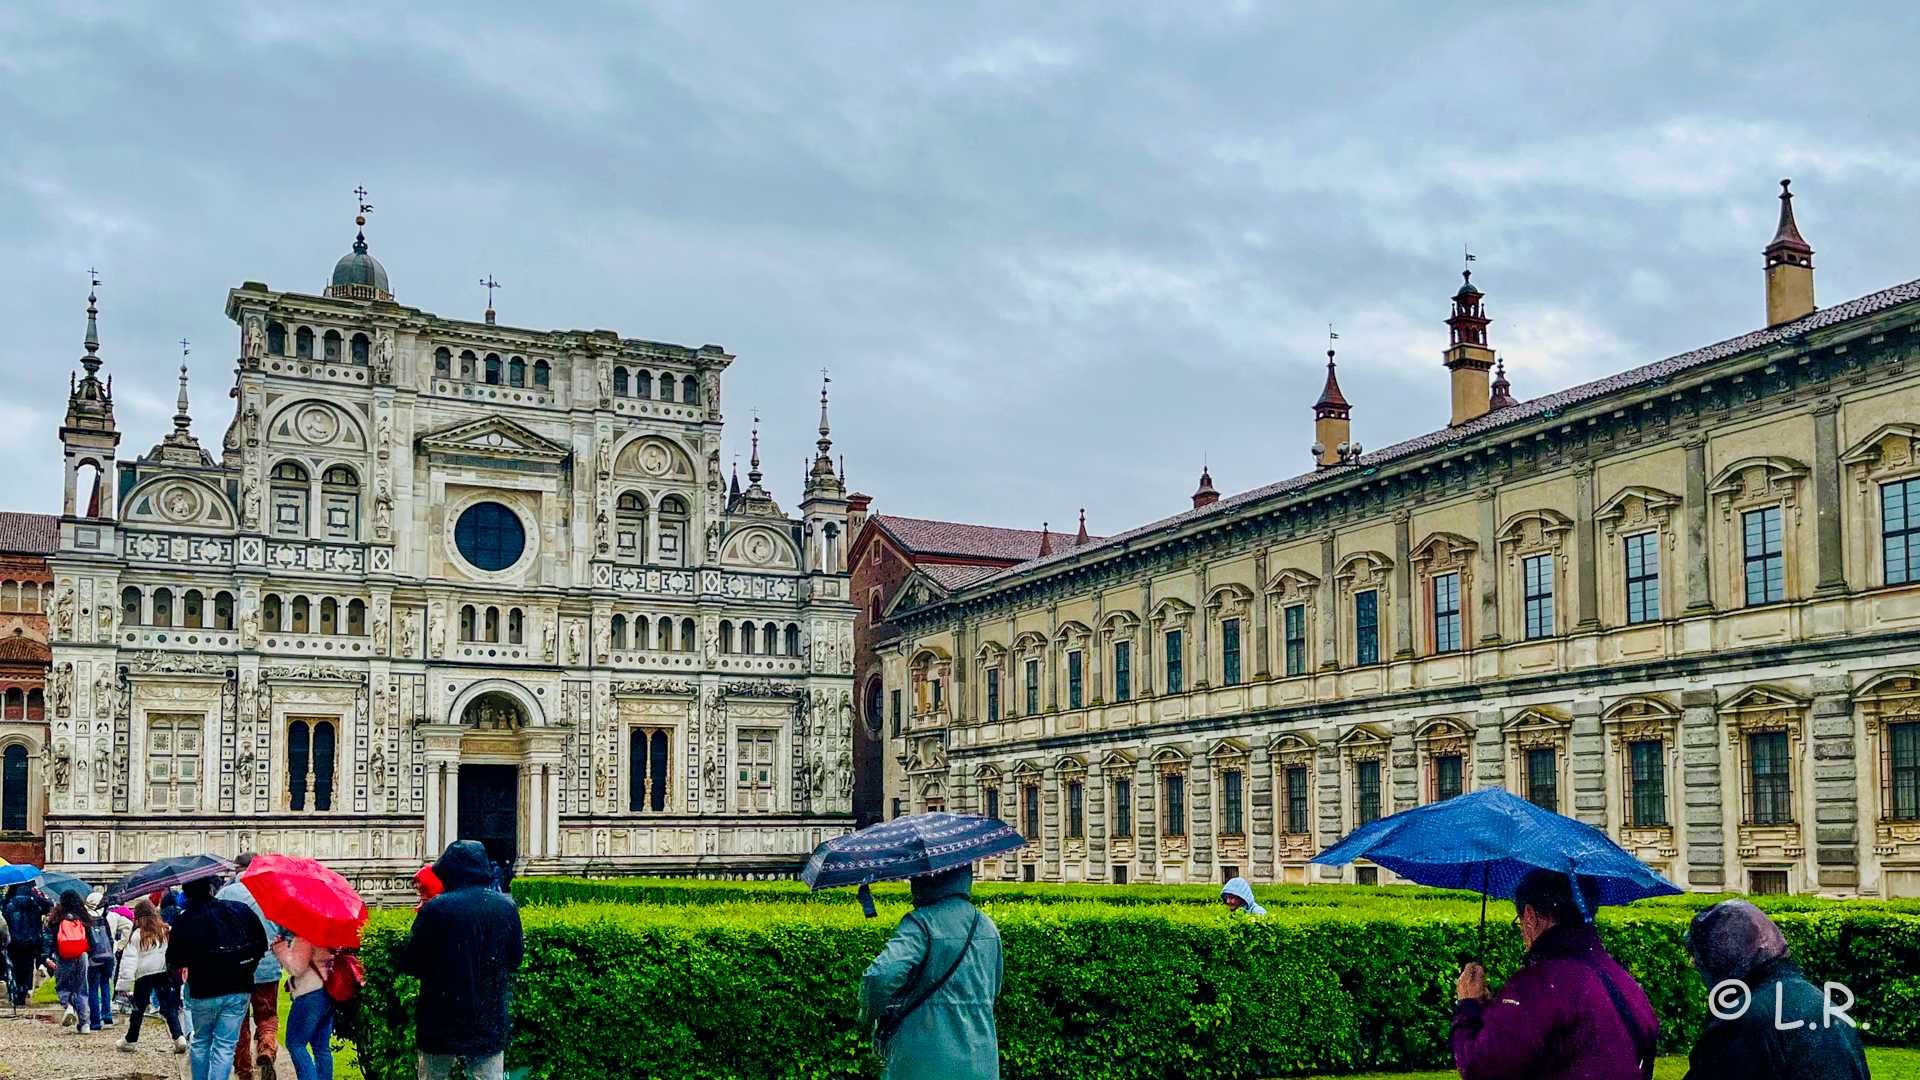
<box><xmin>1312</xmin><ymin>787</ymin><xmax>1681</xmax><ymax>946</ymax></box>
<box><xmin>801</xmin><ymin>811</ymin><xmax>1027</xmax><ymax>917</ymax></box>
<box><xmin>0</xmin><ymin>863</ymin><xmax>40</xmax><ymax>888</ymax></box>
<box><xmin>37</xmin><ymin>870</ymin><xmax>92</xmax><ymax>900</ymax></box>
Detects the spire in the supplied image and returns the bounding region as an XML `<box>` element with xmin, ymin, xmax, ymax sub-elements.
<box><xmin>748</xmin><ymin>417</ymin><xmax>762</xmax><ymax>487</ymax></box>
<box><xmin>805</xmin><ymin>371</ymin><xmax>844</xmax><ymax>498</ymax></box>
<box><xmin>173</xmin><ymin>358</ymin><xmax>192</xmax><ymax>434</ymax></box>
<box><xmin>1075</xmin><ymin>509</ymin><xmax>1090</xmax><ymax>545</ymax></box>
<box><xmin>1764</xmin><ymin>179</ymin><xmax>1816</xmax><ymax>325</ymax></box>
<box><xmin>1488</xmin><ymin>356</ymin><xmax>1516</xmax><ymax>411</ymax></box>
<box><xmin>81</xmin><ymin>280</ymin><xmax>101</xmax><ymax>376</ymax></box>
<box><xmin>729</xmin><ymin>457</ymin><xmax>742</xmax><ymax>502</ymax></box>
<box><xmin>146</xmin><ymin>339</ymin><xmax>210</xmax><ymax>466</ymax></box>
<box><xmin>1192</xmin><ymin>464</ymin><xmax>1219</xmax><ymax>509</ymax></box>
<box><xmin>1038</xmin><ymin>522</ymin><xmax>1054</xmax><ymax>557</ymax></box>
<box><xmin>64</xmin><ymin>274</ymin><xmax>116</xmax><ymax>433</ymax></box>
<box><xmin>1314</xmin><ymin>347</ymin><xmax>1351</xmax><ymax>419</ymax></box>
<box><xmin>1766</xmin><ymin>179</ymin><xmax>1812</xmax><ymax>258</ymax></box>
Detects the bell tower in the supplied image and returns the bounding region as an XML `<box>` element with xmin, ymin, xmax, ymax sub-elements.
<box><xmin>1443</xmin><ymin>269</ymin><xmax>1495</xmax><ymax>426</ymax></box>
<box><xmin>60</xmin><ymin>278</ymin><xmax>121</xmax><ymax>519</ymax></box>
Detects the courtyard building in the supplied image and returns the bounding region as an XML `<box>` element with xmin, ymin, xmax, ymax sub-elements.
<box><xmin>0</xmin><ymin>511</ymin><xmax>57</xmax><ymax>865</ymax></box>
<box><xmin>46</xmin><ymin>210</ymin><xmax>858</xmax><ymax>892</ymax></box>
<box><xmin>878</xmin><ymin>182</ymin><xmax>1920</xmax><ymax>897</ymax></box>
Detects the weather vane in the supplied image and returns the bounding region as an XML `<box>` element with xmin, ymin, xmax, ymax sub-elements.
<box><xmin>480</xmin><ymin>274</ymin><xmax>501</xmax><ymax>308</ymax></box>
<box><xmin>86</xmin><ymin>267</ymin><xmax>101</xmax><ymax>288</ymax></box>
<box><xmin>1328</xmin><ymin>322</ymin><xmax>1339</xmax><ymax>348</ymax></box>
<box><xmin>1464</xmin><ymin>245</ymin><xmax>1477</xmax><ymax>270</ymax></box>
<box><xmin>820</xmin><ymin>366</ymin><xmax>831</xmax><ymax>386</ymax></box>
<box><xmin>179</xmin><ymin>337</ymin><xmax>190</xmax><ymax>358</ymax></box>
<box><xmin>354</xmin><ymin>185</ymin><xmax>373</xmax><ymax>226</ymax></box>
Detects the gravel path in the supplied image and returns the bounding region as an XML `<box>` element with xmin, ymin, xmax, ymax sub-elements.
<box><xmin>0</xmin><ymin>1003</ymin><xmax>184</xmax><ymax>1080</ymax></box>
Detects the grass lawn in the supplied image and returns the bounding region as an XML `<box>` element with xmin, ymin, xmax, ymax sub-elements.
<box><xmin>1298</xmin><ymin>1046</ymin><xmax>1920</xmax><ymax>1079</ymax></box>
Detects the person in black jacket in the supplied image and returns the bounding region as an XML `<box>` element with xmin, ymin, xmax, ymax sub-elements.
<box><xmin>166</xmin><ymin>876</ymin><xmax>267</xmax><ymax>1080</ymax></box>
<box><xmin>395</xmin><ymin>840</ymin><xmax>524</xmax><ymax>1080</ymax></box>
<box><xmin>1683</xmin><ymin>900</ymin><xmax>1869</xmax><ymax>1080</ymax></box>
<box><xmin>4</xmin><ymin>884</ymin><xmax>50</xmax><ymax>1006</ymax></box>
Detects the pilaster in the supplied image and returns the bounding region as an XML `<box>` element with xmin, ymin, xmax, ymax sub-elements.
<box><xmin>1680</xmin><ymin>690</ymin><xmax>1725</xmax><ymax>887</ymax></box>
<box><xmin>1683</xmin><ymin>438</ymin><xmax>1713</xmax><ymax>613</ymax></box>
<box><xmin>1569</xmin><ymin>700</ymin><xmax>1606</xmax><ymax>827</ymax></box>
<box><xmin>1808</xmin><ymin>674</ymin><xmax>1860</xmax><ymax>889</ymax></box>
<box><xmin>1392</xmin><ymin>510</ymin><xmax>1414</xmax><ymax>659</ymax></box>
<box><xmin>1812</xmin><ymin>400</ymin><xmax>1847</xmax><ymax>594</ymax></box>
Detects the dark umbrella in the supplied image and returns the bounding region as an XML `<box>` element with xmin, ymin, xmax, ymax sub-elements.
<box><xmin>801</xmin><ymin>811</ymin><xmax>1027</xmax><ymax>917</ymax></box>
<box><xmin>1311</xmin><ymin>787</ymin><xmax>1680</xmax><ymax>949</ymax></box>
<box><xmin>36</xmin><ymin>870</ymin><xmax>92</xmax><ymax>900</ymax></box>
<box><xmin>106</xmin><ymin>854</ymin><xmax>236</xmax><ymax>905</ymax></box>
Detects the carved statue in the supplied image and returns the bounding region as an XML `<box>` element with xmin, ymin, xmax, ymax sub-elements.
<box><xmin>399</xmin><ymin>612</ymin><xmax>420</xmax><ymax>657</ymax></box>
<box><xmin>540</xmin><ymin>611</ymin><xmax>555</xmax><ymax>662</ymax></box>
<box><xmin>702</xmin><ymin>752</ymin><xmax>721</xmax><ymax>804</ymax></box>
<box><xmin>702</xmin><ymin>621</ymin><xmax>719</xmax><ymax>665</ymax></box>
<box><xmin>49</xmin><ymin>663</ymin><xmax>72</xmax><ymax>717</ymax></box>
<box><xmin>705</xmin><ymin>521</ymin><xmax>720</xmax><ymax>559</ymax></box>
<box><xmin>51</xmin><ymin>743</ymin><xmax>70</xmax><ymax>792</ymax></box>
<box><xmin>91</xmin><ymin>743</ymin><xmax>108</xmax><ymax>792</ymax></box>
<box><xmin>598</xmin><ymin>364</ymin><xmax>613</xmax><ymax>405</ymax></box>
<box><xmin>834</xmin><ymin>751</ymin><xmax>854</xmax><ymax>801</ymax></box>
<box><xmin>565</xmin><ymin>620</ymin><xmax>583</xmax><ymax>666</ymax></box>
<box><xmin>374</xmin><ymin>330</ymin><xmax>395</xmax><ymax>384</ymax></box>
<box><xmin>240</xmin><ymin>608</ymin><xmax>260</xmax><ymax>649</ymax></box>
<box><xmin>242</xmin><ymin>478</ymin><xmax>261</xmax><ymax>528</ymax></box>
<box><xmin>244</xmin><ymin>315</ymin><xmax>266</xmax><ymax>366</ymax></box>
<box><xmin>372</xmin><ymin>615</ymin><xmax>389</xmax><ymax>654</ymax></box>
<box><xmin>93</xmin><ymin>670</ymin><xmax>112</xmax><ymax>718</ymax></box>
<box><xmin>375</xmin><ymin>415</ymin><xmax>392</xmax><ymax>458</ymax></box>
<box><xmin>595</xmin><ymin>510</ymin><xmax>611</xmax><ymax>554</ymax></box>
<box><xmin>243</xmin><ymin>403</ymin><xmax>260</xmax><ymax>446</ymax></box>
<box><xmin>96</xmin><ymin>601</ymin><xmax>113</xmax><ymax>639</ymax></box>
<box><xmin>374</xmin><ymin>495</ymin><xmax>393</xmax><ymax>537</ymax></box>
<box><xmin>52</xmin><ymin>589</ymin><xmax>75</xmax><ymax>640</ymax></box>
<box><xmin>596</xmin><ymin>439</ymin><xmax>612</xmax><ymax>479</ymax></box>
<box><xmin>370</xmin><ymin>741</ymin><xmax>387</xmax><ymax>793</ymax></box>
<box><xmin>594</xmin><ymin>621</ymin><xmax>609</xmax><ymax>664</ymax></box>
<box><xmin>428</xmin><ymin>604</ymin><xmax>445</xmax><ymax>658</ymax></box>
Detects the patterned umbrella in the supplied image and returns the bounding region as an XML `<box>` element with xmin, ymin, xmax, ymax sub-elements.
<box><xmin>106</xmin><ymin>854</ymin><xmax>236</xmax><ymax>904</ymax></box>
<box><xmin>800</xmin><ymin>812</ymin><xmax>1027</xmax><ymax>917</ymax></box>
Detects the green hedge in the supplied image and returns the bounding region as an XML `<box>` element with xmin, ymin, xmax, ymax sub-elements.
<box><xmin>341</xmin><ymin>899</ymin><xmax>1920</xmax><ymax>1080</ymax></box>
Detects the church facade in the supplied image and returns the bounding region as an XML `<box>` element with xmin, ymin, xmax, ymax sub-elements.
<box><xmin>46</xmin><ymin>217</ymin><xmax>858</xmax><ymax>892</ymax></box>
<box><xmin>877</xmin><ymin>183</ymin><xmax>1920</xmax><ymax>898</ymax></box>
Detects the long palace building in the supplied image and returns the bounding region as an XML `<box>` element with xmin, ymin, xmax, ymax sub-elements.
<box><xmin>875</xmin><ymin>182</ymin><xmax>1920</xmax><ymax>898</ymax></box>
<box><xmin>46</xmin><ymin>207</ymin><xmax>859</xmax><ymax>893</ymax></box>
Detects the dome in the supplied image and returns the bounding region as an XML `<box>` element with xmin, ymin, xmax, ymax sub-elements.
<box><xmin>325</xmin><ymin>231</ymin><xmax>392</xmax><ymax>301</ymax></box>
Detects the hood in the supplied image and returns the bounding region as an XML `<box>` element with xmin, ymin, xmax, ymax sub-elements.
<box><xmin>413</xmin><ymin>865</ymin><xmax>445</xmax><ymax>900</ymax></box>
<box><xmin>432</xmin><ymin>840</ymin><xmax>495</xmax><ymax>891</ymax></box>
<box><xmin>909</xmin><ymin>866</ymin><xmax>973</xmax><ymax>908</ymax></box>
<box><xmin>1688</xmin><ymin>900</ymin><xmax>1790</xmax><ymax>985</ymax></box>
<box><xmin>1220</xmin><ymin>877</ymin><xmax>1265</xmax><ymax>915</ymax></box>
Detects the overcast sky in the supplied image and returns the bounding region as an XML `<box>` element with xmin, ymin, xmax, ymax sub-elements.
<box><xmin>5</xmin><ymin>3</ymin><xmax>1918</xmax><ymax>535</ymax></box>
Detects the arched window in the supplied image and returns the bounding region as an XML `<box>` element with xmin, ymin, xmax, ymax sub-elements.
<box><xmin>459</xmin><ymin>605</ymin><xmax>476</xmax><ymax>642</ymax></box>
<box><xmin>151</xmin><ymin>588</ymin><xmax>174</xmax><ymax>627</ymax></box>
<box><xmin>610</xmin><ymin>614</ymin><xmax>627</xmax><ymax>651</ymax></box>
<box><xmin>287</xmin><ymin>718</ymin><xmax>337</xmax><ymax>812</ymax></box>
<box><xmin>290</xmin><ymin>596</ymin><xmax>310</xmax><ymax>634</ymax></box>
<box><xmin>658</xmin><ymin>495</ymin><xmax>690</xmax><ymax>567</ymax></box>
<box><xmin>350</xmin><ymin>333</ymin><xmax>370</xmax><ymax>364</ymax></box>
<box><xmin>658</xmin><ymin>375</ymin><xmax>675</xmax><ymax>402</ymax></box>
<box><xmin>295</xmin><ymin>326</ymin><xmax>314</xmax><ymax>359</ymax></box>
<box><xmin>322</xmin><ymin>329</ymin><xmax>342</xmax><ymax>362</ymax></box>
<box><xmin>435</xmin><ymin>346</ymin><xmax>452</xmax><ymax>376</ymax></box>
<box><xmin>0</xmin><ymin>581</ymin><xmax>15</xmax><ymax>613</ymax></box>
<box><xmin>719</xmin><ymin>620</ymin><xmax>735</xmax><ymax>654</ymax></box>
<box><xmin>632</xmin><ymin>615</ymin><xmax>651</xmax><ymax>651</ymax></box>
<box><xmin>533</xmin><ymin>359</ymin><xmax>550</xmax><ymax>388</ymax></box>
<box><xmin>484</xmin><ymin>607</ymin><xmax>501</xmax><ymax>643</ymax></box>
<box><xmin>508</xmin><ymin>608</ymin><xmax>524</xmax><ymax>645</ymax></box>
<box><xmin>629</xmin><ymin>728</ymin><xmax>670</xmax><ymax>813</ymax></box>
<box><xmin>3</xmin><ymin>689</ymin><xmax>20</xmax><ymax>721</ymax></box>
<box><xmin>740</xmin><ymin>622</ymin><xmax>755</xmax><ymax>655</ymax></box>
<box><xmin>484</xmin><ymin>354</ymin><xmax>502</xmax><ymax>385</ymax></box>
<box><xmin>267</xmin><ymin>322</ymin><xmax>287</xmax><ymax>355</ymax></box>
<box><xmin>214</xmin><ymin>592</ymin><xmax>234</xmax><ymax>631</ymax></box>
<box><xmin>24</xmin><ymin>690</ymin><xmax>42</xmax><ymax>722</ymax></box>
<box><xmin>656</xmin><ymin>616</ymin><xmax>674</xmax><ymax>651</ymax></box>
<box><xmin>508</xmin><ymin>356</ymin><xmax>526</xmax><ymax>387</ymax></box>
<box><xmin>1</xmin><ymin>744</ymin><xmax>26</xmax><ymax>831</ymax></box>
<box><xmin>616</xmin><ymin>491</ymin><xmax>647</xmax><ymax>562</ymax></box>
<box><xmin>613</xmin><ymin>367</ymin><xmax>630</xmax><ymax>397</ymax></box>
<box><xmin>346</xmin><ymin>598</ymin><xmax>366</xmax><ymax>636</ymax></box>
<box><xmin>321</xmin><ymin>465</ymin><xmax>359</xmax><ymax>540</ymax></box>
<box><xmin>121</xmin><ymin>587</ymin><xmax>141</xmax><ymax>627</ymax></box>
<box><xmin>785</xmin><ymin>623</ymin><xmax>801</xmax><ymax>657</ymax></box>
<box><xmin>181</xmin><ymin>589</ymin><xmax>204</xmax><ymax>629</ymax></box>
<box><xmin>319</xmin><ymin>597</ymin><xmax>339</xmax><ymax>635</ymax></box>
<box><xmin>682</xmin><ymin>375</ymin><xmax>699</xmax><ymax>404</ymax></box>
<box><xmin>270</xmin><ymin>461</ymin><xmax>310</xmax><ymax>537</ymax></box>
<box><xmin>636</xmin><ymin>370</ymin><xmax>653</xmax><ymax>399</ymax></box>
<box><xmin>763</xmin><ymin>622</ymin><xmax>779</xmax><ymax>653</ymax></box>
<box><xmin>459</xmin><ymin>350</ymin><xmax>478</xmax><ymax>380</ymax></box>
<box><xmin>680</xmin><ymin>617</ymin><xmax>696</xmax><ymax>652</ymax></box>
<box><xmin>262</xmin><ymin>594</ymin><xmax>282</xmax><ymax>632</ymax></box>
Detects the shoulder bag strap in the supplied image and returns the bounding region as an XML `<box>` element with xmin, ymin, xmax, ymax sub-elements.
<box><xmin>882</xmin><ymin>908</ymin><xmax>983</xmax><ymax>1033</ymax></box>
<box><xmin>1586</xmin><ymin>957</ymin><xmax>1655</xmax><ymax>1072</ymax></box>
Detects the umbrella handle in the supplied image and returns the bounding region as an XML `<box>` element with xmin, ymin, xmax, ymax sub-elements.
<box><xmin>858</xmin><ymin>882</ymin><xmax>876</xmax><ymax>919</ymax></box>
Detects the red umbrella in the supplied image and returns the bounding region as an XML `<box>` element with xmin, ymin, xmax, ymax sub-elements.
<box><xmin>239</xmin><ymin>854</ymin><xmax>368</xmax><ymax>949</ymax></box>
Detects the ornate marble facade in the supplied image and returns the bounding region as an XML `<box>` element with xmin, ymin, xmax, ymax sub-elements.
<box><xmin>48</xmin><ymin>223</ymin><xmax>857</xmax><ymax>892</ymax></box>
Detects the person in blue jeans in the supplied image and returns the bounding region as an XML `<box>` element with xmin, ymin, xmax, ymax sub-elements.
<box><xmin>272</xmin><ymin>932</ymin><xmax>336</xmax><ymax>1080</ymax></box>
<box><xmin>165</xmin><ymin>877</ymin><xmax>266</xmax><ymax>1080</ymax></box>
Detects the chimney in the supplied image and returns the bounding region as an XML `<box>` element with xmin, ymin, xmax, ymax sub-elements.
<box><xmin>1764</xmin><ymin>179</ymin><xmax>1815</xmax><ymax>325</ymax></box>
<box><xmin>1312</xmin><ymin>347</ymin><xmax>1353</xmax><ymax>468</ymax></box>
<box><xmin>846</xmin><ymin>492</ymin><xmax>872</xmax><ymax>538</ymax></box>
<box><xmin>1191</xmin><ymin>465</ymin><xmax>1219</xmax><ymax>509</ymax></box>
<box><xmin>1443</xmin><ymin>270</ymin><xmax>1495</xmax><ymax>426</ymax></box>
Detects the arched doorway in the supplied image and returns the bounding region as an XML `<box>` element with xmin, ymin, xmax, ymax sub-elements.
<box><xmin>854</xmin><ymin>675</ymin><xmax>886</xmax><ymax>827</ymax></box>
<box><xmin>457</xmin><ymin>691</ymin><xmax>525</xmax><ymax>872</ymax></box>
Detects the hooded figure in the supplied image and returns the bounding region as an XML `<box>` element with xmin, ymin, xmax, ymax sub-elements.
<box><xmin>858</xmin><ymin>867</ymin><xmax>1004</xmax><ymax>1080</ymax></box>
<box><xmin>394</xmin><ymin>840</ymin><xmax>525</xmax><ymax>1077</ymax></box>
<box><xmin>1682</xmin><ymin>900</ymin><xmax>1868</xmax><ymax>1080</ymax></box>
<box><xmin>1220</xmin><ymin>877</ymin><xmax>1265</xmax><ymax>915</ymax></box>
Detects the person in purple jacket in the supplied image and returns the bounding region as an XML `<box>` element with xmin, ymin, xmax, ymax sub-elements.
<box><xmin>1451</xmin><ymin>869</ymin><xmax>1658</xmax><ymax>1080</ymax></box>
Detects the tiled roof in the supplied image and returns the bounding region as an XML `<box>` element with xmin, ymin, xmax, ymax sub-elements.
<box><xmin>872</xmin><ymin>515</ymin><xmax>1101</xmax><ymax>562</ymax></box>
<box><xmin>923</xmin><ymin>564</ymin><xmax>1002</xmax><ymax>591</ymax></box>
<box><xmin>963</xmin><ymin>276</ymin><xmax>1920</xmax><ymax>591</ymax></box>
<box><xmin>0</xmin><ymin>513</ymin><xmax>58</xmax><ymax>555</ymax></box>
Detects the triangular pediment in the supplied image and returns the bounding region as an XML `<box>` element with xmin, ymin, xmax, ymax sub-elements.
<box><xmin>420</xmin><ymin>416</ymin><xmax>571</xmax><ymax>463</ymax></box>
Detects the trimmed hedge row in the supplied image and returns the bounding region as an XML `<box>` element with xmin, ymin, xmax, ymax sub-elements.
<box><xmin>341</xmin><ymin>898</ymin><xmax>1920</xmax><ymax>1080</ymax></box>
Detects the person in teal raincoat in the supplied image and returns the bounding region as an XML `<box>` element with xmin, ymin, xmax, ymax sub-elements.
<box><xmin>858</xmin><ymin>866</ymin><xmax>1003</xmax><ymax>1080</ymax></box>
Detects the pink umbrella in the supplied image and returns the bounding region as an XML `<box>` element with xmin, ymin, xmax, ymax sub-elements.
<box><xmin>239</xmin><ymin>854</ymin><xmax>367</xmax><ymax>949</ymax></box>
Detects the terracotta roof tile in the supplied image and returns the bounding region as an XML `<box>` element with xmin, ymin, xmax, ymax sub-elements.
<box><xmin>873</xmin><ymin>515</ymin><xmax>1102</xmax><ymax>561</ymax></box>
<box><xmin>0</xmin><ymin>513</ymin><xmax>58</xmax><ymax>555</ymax></box>
<box><xmin>967</xmin><ymin>276</ymin><xmax>1920</xmax><ymax>590</ymax></box>
<box><xmin>923</xmin><ymin>564</ymin><xmax>1002</xmax><ymax>590</ymax></box>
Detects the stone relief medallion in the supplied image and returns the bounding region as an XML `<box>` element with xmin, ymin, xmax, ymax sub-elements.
<box><xmin>638</xmin><ymin>442</ymin><xmax>672</xmax><ymax>476</ymax></box>
<box><xmin>743</xmin><ymin>531</ymin><xmax>775</xmax><ymax>565</ymax></box>
<box><xmin>297</xmin><ymin>405</ymin><xmax>340</xmax><ymax>443</ymax></box>
<box><xmin>159</xmin><ymin>484</ymin><xmax>202</xmax><ymax>523</ymax></box>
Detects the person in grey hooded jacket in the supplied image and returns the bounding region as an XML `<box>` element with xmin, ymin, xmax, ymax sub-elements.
<box><xmin>1220</xmin><ymin>877</ymin><xmax>1265</xmax><ymax>915</ymax></box>
<box><xmin>858</xmin><ymin>866</ymin><xmax>1003</xmax><ymax>1080</ymax></box>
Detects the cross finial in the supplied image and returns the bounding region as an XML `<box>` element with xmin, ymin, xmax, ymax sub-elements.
<box><xmin>353</xmin><ymin>185</ymin><xmax>373</xmax><ymax>229</ymax></box>
<box><xmin>179</xmin><ymin>337</ymin><xmax>191</xmax><ymax>357</ymax></box>
<box><xmin>86</xmin><ymin>267</ymin><xmax>100</xmax><ymax>288</ymax></box>
<box><xmin>480</xmin><ymin>274</ymin><xmax>500</xmax><ymax>308</ymax></box>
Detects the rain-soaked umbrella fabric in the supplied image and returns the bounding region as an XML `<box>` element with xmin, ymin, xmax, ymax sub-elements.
<box><xmin>801</xmin><ymin>811</ymin><xmax>1026</xmax><ymax>916</ymax></box>
<box><xmin>0</xmin><ymin>862</ymin><xmax>40</xmax><ymax>888</ymax></box>
<box><xmin>107</xmin><ymin>854</ymin><xmax>237</xmax><ymax>905</ymax></box>
<box><xmin>240</xmin><ymin>854</ymin><xmax>368</xmax><ymax>949</ymax></box>
<box><xmin>1312</xmin><ymin>787</ymin><xmax>1681</xmax><ymax>910</ymax></box>
<box><xmin>37</xmin><ymin>870</ymin><xmax>92</xmax><ymax>900</ymax></box>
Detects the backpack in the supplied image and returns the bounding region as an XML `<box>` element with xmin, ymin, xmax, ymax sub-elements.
<box><xmin>324</xmin><ymin>950</ymin><xmax>365</xmax><ymax>1003</ymax></box>
<box><xmin>86</xmin><ymin>917</ymin><xmax>114</xmax><ymax>962</ymax></box>
<box><xmin>54</xmin><ymin>917</ymin><xmax>88</xmax><ymax>961</ymax></box>
<box><xmin>4</xmin><ymin>899</ymin><xmax>39</xmax><ymax>948</ymax></box>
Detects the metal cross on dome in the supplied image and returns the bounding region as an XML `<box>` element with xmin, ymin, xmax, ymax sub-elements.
<box><xmin>480</xmin><ymin>274</ymin><xmax>501</xmax><ymax>307</ymax></box>
<box><xmin>179</xmin><ymin>337</ymin><xmax>190</xmax><ymax>357</ymax></box>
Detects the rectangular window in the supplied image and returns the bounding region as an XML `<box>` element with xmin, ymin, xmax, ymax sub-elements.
<box><xmin>1749</xmin><ymin>730</ymin><xmax>1792</xmax><ymax>824</ymax></box>
<box><xmin>1221</xmin><ymin>618</ymin><xmax>1242</xmax><ymax>686</ymax></box>
<box><xmin>735</xmin><ymin>728</ymin><xmax>777</xmax><ymax>813</ymax></box>
<box><xmin>1354</xmin><ymin>760</ymin><xmax>1381</xmax><ymax>825</ymax></box>
<box><xmin>1749</xmin><ymin>869</ymin><xmax>1790</xmax><ymax>896</ymax></box>
<box><xmin>889</xmin><ymin>690</ymin><xmax>901</xmax><ymax>736</ymax></box>
<box><xmin>1354</xmin><ymin>590</ymin><xmax>1380</xmax><ymax>665</ymax></box>
<box><xmin>1283</xmin><ymin>604</ymin><xmax>1307</xmax><ymax>676</ymax></box>
<box><xmin>1624</xmin><ymin>532</ymin><xmax>1661</xmax><ymax>624</ymax></box>
<box><xmin>1431</xmin><ymin>572</ymin><xmax>1462</xmax><ymax>653</ymax></box>
<box><xmin>1629</xmin><ymin>740</ymin><xmax>1668</xmax><ymax>827</ymax></box>
<box><xmin>1890</xmin><ymin>722</ymin><xmax>1920</xmax><ymax>822</ymax></box>
<box><xmin>985</xmin><ymin>786</ymin><xmax>1001</xmax><ymax>821</ymax></box>
<box><xmin>1113</xmin><ymin>778</ymin><xmax>1133</xmax><ymax>838</ymax></box>
<box><xmin>1067</xmin><ymin>651</ymin><xmax>1084</xmax><ymax>709</ymax></box>
<box><xmin>1165</xmin><ymin>630</ymin><xmax>1184</xmax><ymax>694</ymax></box>
<box><xmin>1221</xmin><ymin>770</ymin><xmax>1244</xmax><ymax>835</ymax></box>
<box><xmin>1023</xmin><ymin>785</ymin><xmax>1040</xmax><ymax>839</ymax></box>
<box><xmin>892</xmin><ymin>797</ymin><xmax>902</xmax><ymax>819</ymax></box>
<box><xmin>1743</xmin><ymin>506</ymin><xmax>1786</xmax><ymax>605</ymax></box>
<box><xmin>1113</xmin><ymin>641</ymin><xmax>1132</xmax><ymax>702</ymax></box>
<box><xmin>985</xmin><ymin>668</ymin><xmax>1001</xmax><ymax>722</ymax></box>
<box><xmin>1112</xmin><ymin>865</ymin><xmax>1128</xmax><ymax>885</ymax></box>
<box><xmin>1522</xmin><ymin>554</ymin><xmax>1555</xmax><ymax>640</ymax></box>
<box><xmin>1885</xmin><ymin>479</ymin><xmax>1920</xmax><ymax>586</ymax></box>
<box><xmin>931</xmin><ymin>677</ymin><xmax>943</xmax><ymax>712</ymax></box>
<box><xmin>1525</xmin><ymin>747</ymin><xmax>1558</xmax><ymax>811</ymax></box>
<box><xmin>1433</xmin><ymin>754</ymin><xmax>1464</xmax><ymax>802</ymax></box>
<box><xmin>1163</xmin><ymin>773</ymin><xmax>1186</xmax><ymax>836</ymax></box>
<box><xmin>1067</xmin><ymin>780</ymin><xmax>1084</xmax><ymax>839</ymax></box>
<box><xmin>145</xmin><ymin>713</ymin><xmax>201</xmax><ymax>812</ymax></box>
<box><xmin>1284</xmin><ymin>766</ymin><xmax>1310</xmax><ymax>834</ymax></box>
<box><xmin>1024</xmin><ymin>658</ymin><xmax>1040</xmax><ymax>715</ymax></box>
